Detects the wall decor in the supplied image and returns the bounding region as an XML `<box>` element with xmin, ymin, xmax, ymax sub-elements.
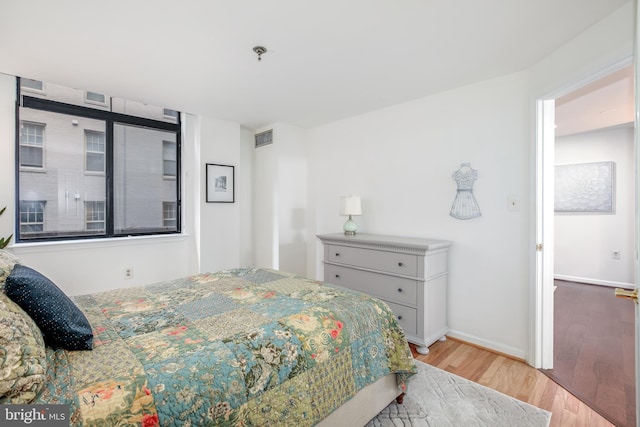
<box><xmin>555</xmin><ymin>161</ymin><xmax>614</xmax><ymax>213</ymax></box>
<box><xmin>206</xmin><ymin>163</ymin><xmax>235</xmax><ymax>203</ymax></box>
<box><xmin>450</xmin><ymin>162</ymin><xmax>481</xmax><ymax>220</ymax></box>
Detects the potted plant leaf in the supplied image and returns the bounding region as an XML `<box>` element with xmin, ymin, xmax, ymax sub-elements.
<box><xmin>0</xmin><ymin>206</ymin><xmax>13</xmax><ymax>249</ymax></box>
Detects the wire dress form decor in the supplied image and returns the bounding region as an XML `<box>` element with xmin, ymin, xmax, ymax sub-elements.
<box><xmin>450</xmin><ymin>163</ymin><xmax>481</xmax><ymax>220</ymax></box>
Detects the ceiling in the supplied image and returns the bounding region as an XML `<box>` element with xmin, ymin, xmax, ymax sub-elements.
<box><xmin>0</xmin><ymin>0</ymin><xmax>631</xmax><ymax>131</ymax></box>
<box><xmin>555</xmin><ymin>65</ymin><xmax>635</xmax><ymax>137</ymax></box>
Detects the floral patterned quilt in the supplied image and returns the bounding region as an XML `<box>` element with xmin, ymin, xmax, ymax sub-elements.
<box><xmin>33</xmin><ymin>268</ymin><xmax>417</xmax><ymax>426</ymax></box>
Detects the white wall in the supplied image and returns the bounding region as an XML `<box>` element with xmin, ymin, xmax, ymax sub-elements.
<box><xmin>275</xmin><ymin>124</ymin><xmax>308</xmax><ymax>276</ymax></box>
<box><xmin>239</xmin><ymin>127</ymin><xmax>255</xmax><ymax>267</ymax></box>
<box><xmin>253</xmin><ymin>129</ymin><xmax>279</xmax><ymax>269</ymax></box>
<box><xmin>198</xmin><ymin>117</ymin><xmax>243</xmax><ymax>273</ymax></box>
<box><xmin>0</xmin><ymin>75</ymin><xmax>17</xmax><ymax>250</ymax></box>
<box><xmin>306</xmin><ymin>71</ymin><xmax>532</xmax><ymax>358</ymax></box>
<box><xmin>555</xmin><ymin>125</ymin><xmax>635</xmax><ymax>287</ymax></box>
<box><xmin>251</xmin><ymin>124</ymin><xmax>308</xmax><ymax>275</ymax></box>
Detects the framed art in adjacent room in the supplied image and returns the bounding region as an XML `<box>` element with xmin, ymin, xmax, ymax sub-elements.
<box><xmin>554</xmin><ymin>161</ymin><xmax>615</xmax><ymax>213</ymax></box>
<box><xmin>206</xmin><ymin>163</ymin><xmax>235</xmax><ymax>203</ymax></box>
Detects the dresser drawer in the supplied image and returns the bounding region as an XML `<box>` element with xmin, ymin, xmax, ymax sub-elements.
<box><xmin>325</xmin><ymin>264</ymin><xmax>417</xmax><ymax>306</ymax></box>
<box><xmin>385</xmin><ymin>301</ymin><xmax>417</xmax><ymax>335</ymax></box>
<box><xmin>327</xmin><ymin>244</ymin><xmax>418</xmax><ymax>276</ymax></box>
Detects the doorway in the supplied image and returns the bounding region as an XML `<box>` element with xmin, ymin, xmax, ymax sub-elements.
<box><xmin>537</xmin><ymin>63</ymin><xmax>636</xmax><ymax>426</ymax></box>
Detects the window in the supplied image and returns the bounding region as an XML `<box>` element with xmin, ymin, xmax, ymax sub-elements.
<box><xmin>85</xmin><ymin>201</ymin><xmax>105</xmax><ymax>231</ymax></box>
<box><xmin>21</xmin><ymin>78</ymin><xmax>44</xmax><ymax>92</ymax></box>
<box><xmin>163</xmin><ymin>202</ymin><xmax>177</xmax><ymax>228</ymax></box>
<box><xmin>163</xmin><ymin>140</ymin><xmax>177</xmax><ymax>177</ymax></box>
<box><xmin>163</xmin><ymin>108</ymin><xmax>178</xmax><ymax>120</ymax></box>
<box><xmin>20</xmin><ymin>122</ymin><xmax>45</xmax><ymax>168</ymax></box>
<box><xmin>16</xmin><ymin>78</ymin><xmax>181</xmax><ymax>242</ymax></box>
<box><xmin>85</xmin><ymin>130</ymin><xmax>105</xmax><ymax>172</ymax></box>
<box><xmin>85</xmin><ymin>91</ymin><xmax>106</xmax><ymax>105</ymax></box>
<box><xmin>19</xmin><ymin>201</ymin><xmax>45</xmax><ymax>234</ymax></box>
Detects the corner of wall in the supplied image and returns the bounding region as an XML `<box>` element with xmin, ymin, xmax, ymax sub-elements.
<box><xmin>0</xmin><ymin>73</ymin><xmax>16</xmax><ymax>247</ymax></box>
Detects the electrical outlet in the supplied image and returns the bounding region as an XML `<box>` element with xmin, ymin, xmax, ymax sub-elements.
<box><xmin>125</xmin><ymin>267</ymin><xmax>133</xmax><ymax>279</ymax></box>
<box><xmin>612</xmin><ymin>251</ymin><xmax>621</xmax><ymax>260</ymax></box>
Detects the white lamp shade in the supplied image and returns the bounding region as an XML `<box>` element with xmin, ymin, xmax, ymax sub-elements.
<box><xmin>340</xmin><ymin>196</ymin><xmax>362</xmax><ymax>216</ymax></box>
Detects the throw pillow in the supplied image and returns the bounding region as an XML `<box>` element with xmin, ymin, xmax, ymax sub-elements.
<box><xmin>5</xmin><ymin>265</ymin><xmax>94</xmax><ymax>350</ymax></box>
<box><xmin>0</xmin><ymin>249</ymin><xmax>21</xmax><ymax>288</ymax></box>
<box><xmin>0</xmin><ymin>292</ymin><xmax>47</xmax><ymax>404</ymax></box>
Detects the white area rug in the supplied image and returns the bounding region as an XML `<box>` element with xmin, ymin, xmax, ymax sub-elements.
<box><xmin>367</xmin><ymin>360</ymin><xmax>551</xmax><ymax>427</ymax></box>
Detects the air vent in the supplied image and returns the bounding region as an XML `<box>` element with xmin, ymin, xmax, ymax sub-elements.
<box><xmin>255</xmin><ymin>129</ymin><xmax>273</xmax><ymax>148</ymax></box>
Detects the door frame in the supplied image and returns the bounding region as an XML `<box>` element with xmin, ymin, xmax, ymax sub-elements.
<box><xmin>532</xmin><ymin>57</ymin><xmax>634</xmax><ymax>370</ymax></box>
<box><xmin>634</xmin><ymin>1</ymin><xmax>640</xmax><ymax>422</ymax></box>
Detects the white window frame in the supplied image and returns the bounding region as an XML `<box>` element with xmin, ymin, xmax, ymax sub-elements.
<box><xmin>85</xmin><ymin>201</ymin><xmax>105</xmax><ymax>231</ymax></box>
<box><xmin>85</xmin><ymin>130</ymin><xmax>106</xmax><ymax>173</ymax></box>
<box><xmin>85</xmin><ymin>91</ymin><xmax>107</xmax><ymax>106</ymax></box>
<box><xmin>19</xmin><ymin>121</ymin><xmax>45</xmax><ymax>169</ymax></box>
<box><xmin>20</xmin><ymin>78</ymin><xmax>45</xmax><ymax>94</ymax></box>
<box><xmin>162</xmin><ymin>140</ymin><xmax>177</xmax><ymax>177</ymax></box>
<box><xmin>163</xmin><ymin>108</ymin><xmax>178</xmax><ymax>122</ymax></box>
<box><xmin>19</xmin><ymin>201</ymin><xmax>45</xmax><ymax>234</ymax></box>
<box><xmin>162</xmin><ymin>201</ymin><xmax>177</xmax><ymax>228</ymax></box>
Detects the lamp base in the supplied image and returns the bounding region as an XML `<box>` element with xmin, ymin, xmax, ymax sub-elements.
<box><xmin>343</xmin><ymin>215</ymin><xmax>357</xmax><ymax>236</ymax></box>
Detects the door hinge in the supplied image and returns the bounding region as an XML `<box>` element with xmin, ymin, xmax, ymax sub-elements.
<box><xmin>536</xmin><ymin>243</ymin><xmax>543</xmax><ymax>252</ymax></box>
<box><xmin>615</xmin><ymin>287</ymin><xmax>638</xmax><ymax>304</ymax></box>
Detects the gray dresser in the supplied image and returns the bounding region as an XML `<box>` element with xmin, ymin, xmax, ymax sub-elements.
<box><xmin>317</xmin><ymin>233</ymin><xmax>452</xmax><ymax>354</ymax></box>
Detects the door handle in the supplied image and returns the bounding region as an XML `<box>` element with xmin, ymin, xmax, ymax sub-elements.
<box><xmin>615</xmin><ymin>287</ymin><xmax>638</xmax><ymax>304</ymax></box>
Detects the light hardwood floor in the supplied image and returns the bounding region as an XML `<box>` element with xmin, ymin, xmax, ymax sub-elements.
<box><xmin>412</xmin><ymin>338</ymin><xmax>616</xmax><ymax>427</ymax></box>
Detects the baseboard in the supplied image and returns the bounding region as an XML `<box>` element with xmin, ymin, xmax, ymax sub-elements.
<box><xmin>554</xmin><ymin>274</ymin><xmax>635</xmax><ymax>289</ymax></box>
<box><xmin>446</xmin><ymin>329</ymin><xmax>527</xmax><ymax>362</ymax></box>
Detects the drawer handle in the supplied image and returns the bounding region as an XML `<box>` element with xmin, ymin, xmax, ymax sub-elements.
<box><xmin>397</xmin><ymin>315</ymin><xmax>403</xmax><ymax>320</ymax></box>
<box><xmin>398</xmin><ymin>262</ymin><xmax>404</xmax><ymax>267</ymax></box>
<box><xmin>397</xmin><ymin>288</ymin><xmax>403</xmax><ymax>293</ymax></box>
<box><xmin>335</xmin><ymin>253</ymin><xmax>340</xmax><ymax>257</ymax></box>
<box><xmin>335</xmin><ymin>274</ymin><xmax>340</xmax><ymax>278</ymax></box>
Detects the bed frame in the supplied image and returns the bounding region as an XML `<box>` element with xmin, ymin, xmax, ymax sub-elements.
<box><xmin>318</xmin><ymin>374</ymin><xmax>404</xmax><ymax>426</ymax></box>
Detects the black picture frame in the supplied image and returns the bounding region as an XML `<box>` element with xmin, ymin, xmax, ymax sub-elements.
<box><xmin>206</xmin><ymin>163</ymin><xmax>235</xmax><ymax>203</ymax></box>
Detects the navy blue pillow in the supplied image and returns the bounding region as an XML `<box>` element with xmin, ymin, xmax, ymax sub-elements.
<box><xmin>5</xmin><ymin>265</ymin><xmax>93</xmax><ymax>350</ymax></box>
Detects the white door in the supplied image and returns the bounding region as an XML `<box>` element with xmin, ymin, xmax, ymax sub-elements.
<box><xmin>612</xmin><ymin>1</ymin><xmax>639</xmax><ymax>423</ymax></box>
<box><xmin>533</xmin><ymin>99</ymin><xmax>555</xmax><ymax>370</ymax></box>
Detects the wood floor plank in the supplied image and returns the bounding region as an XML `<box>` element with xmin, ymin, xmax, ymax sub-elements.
<box><xmin>412</xmin><ymin>338</ymin><xmax>616</xmax><ymax>427</ymax></box>
<box><xmin>542</xmin><ymin>280</ymin><xmax>635</xmax><ymax>427</ymax></box>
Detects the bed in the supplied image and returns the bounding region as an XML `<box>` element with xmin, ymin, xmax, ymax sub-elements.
<box><xmin>0</xmin><ymin>250</ymin><xmax>416</xmax><ymax>426</ymax></box>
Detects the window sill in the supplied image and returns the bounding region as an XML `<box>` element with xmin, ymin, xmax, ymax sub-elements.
<box><xmin>20</xmin><ymin>167</ymin><xmax>47</xmax><ymax>173</ymax></box>
<box><xmin>10</xmin><ymin>233</ymin><xmax>189</xmax><ymax>254</ymax></box>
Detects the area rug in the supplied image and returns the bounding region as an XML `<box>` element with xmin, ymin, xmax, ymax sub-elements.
<box><xmin>367</xmin><ymin>360</ymin><xmax>552</xmax><ymax>427</ymax></box>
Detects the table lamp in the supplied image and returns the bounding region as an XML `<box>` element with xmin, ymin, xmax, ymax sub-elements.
<box><xmin>340</xmin><ymin>196</ymin><xmax>362</xmax><ymax>235</ymax></box>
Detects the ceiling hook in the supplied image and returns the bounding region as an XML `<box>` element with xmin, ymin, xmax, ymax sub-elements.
<box><xmin>253</xmin><ymin>46</ymin><xmax>267</xmax><ymax>61</ymax></box>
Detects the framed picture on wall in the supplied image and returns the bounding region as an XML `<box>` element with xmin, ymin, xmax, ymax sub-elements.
<box><xmin>206</xmin><ymin>163</ymin><xmax>235</xmax><ymax>203</ymax></box>
<box><xmin>554</xmin><ymin>161</ymin><xmax>614</xmax><ymax>213</ymax></box>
